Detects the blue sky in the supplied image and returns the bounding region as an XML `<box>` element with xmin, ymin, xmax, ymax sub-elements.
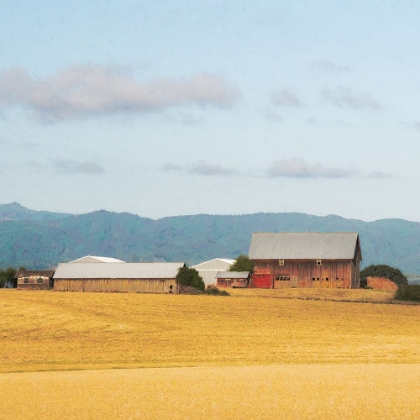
<box><xmin>1</xmin><ymin>1</ymin><xmax>420</xmax><ymax>221</ymax></box>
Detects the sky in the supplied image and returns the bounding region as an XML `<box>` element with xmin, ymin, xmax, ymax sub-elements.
<box><xmin>1</xmin><ymin>0</ymin><xmax>420</xmax><ymax>222</ymax></box>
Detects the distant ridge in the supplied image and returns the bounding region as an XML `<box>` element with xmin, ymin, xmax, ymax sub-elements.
<box><xmin>0</xmin><ymin>202</ymin><xmax>73</xmax><ymax>221</ymax></box>
<box><xmin>1</xmin><ymin>203</ymin><xmax>420</xmax><ymax>273</ymax></box>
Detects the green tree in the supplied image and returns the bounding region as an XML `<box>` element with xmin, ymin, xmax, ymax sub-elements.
<box><xmin>229</xmin><ymin>254</ymin><xmax>254</xmax><ymax>274</ymax></box>
<box><xmin>360</xmin><ymin>264</ymin><xmax>408</xmax><ymax>288</ymax></box>
<box><xmin>0</xmin><ymin>267</ymin><xmax>18</xmax><ymax>288</ymax></box>
<box><xmin>176</xmin><ymin>266</ymin><xmax>205</xmax><ymax>291</ymax></box>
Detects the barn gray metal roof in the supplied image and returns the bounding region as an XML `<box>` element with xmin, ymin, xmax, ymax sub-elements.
<box><xmin>69</xmin><ymin>256</ymin><xmax>126</xmax><ymax>263</ymax></box>
<box><xmin>216</xmin><ymin>271</ymin><xmax>250</xmax><ymax>279</ymax></box>
<box><xmin>53</xmin><ymin>262</ymin><xmax>185</xmax><ymax>279</ymax></box>
<box><xmin>192</xmin><ymin>258</ymin><xmax>235</xmax><ymax>271</ymax></box>
<box><xmin>248</xmin><ymin>232</ymin><xmax>361</xmax><ymax>260</ymax></box>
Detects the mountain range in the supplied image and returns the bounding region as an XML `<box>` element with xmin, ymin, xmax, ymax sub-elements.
<box><xmin>1</xmin><ymin>202</ymin><xmax>420</xmax><ymax>273</ymax></box>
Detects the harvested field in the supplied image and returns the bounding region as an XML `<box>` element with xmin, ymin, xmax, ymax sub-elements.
<box><xmin>228</xmin><ymin>287</ymin><xmax>396</xmax><ymax>302</ymax></box>
<box><xmin>1</xmin><ymin>364</ymin><xmax>420</xmax><ymax>419</ymax></box>
<box><xmin>1</xmin><ymin>289</ymin><xmax>420</xmax><ymax>373</ymax></box>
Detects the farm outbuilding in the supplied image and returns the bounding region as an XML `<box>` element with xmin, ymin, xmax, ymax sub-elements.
<box><xmin>216</xmin><ymin>271</ymin><xmax>250</xmax><ymax>288</ymax></box>
<box><xmin>16</xmin><ymin>270</ymin><xmax>55</xmax><ymax>290</ymax></box>
<box><xmin>249</xmin><ymin>232</ymin><xmax>362</xmax><ymax>289</ymax></box>
<box><xmin>192</xmin><ymin>258</ymin><xmax>235</xmax><ymax>287</ymax></box>
<box><xmin>53</xmin><ymin>262</ymin><xmax>185</xmax><ymax>293</ymax></box>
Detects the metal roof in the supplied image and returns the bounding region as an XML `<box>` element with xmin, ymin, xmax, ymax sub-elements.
<box><xmin>53</xmin><ymin>262</ymin><xmax>185</xmax><ymax>279</ymax></box>
<box><xmin>192</xmin><ymin>258</ymin><xmax>235</xmax><ymax>270</ymax></box>
<box><xmin>16</xmin><ymin>270</ymin><xmax>55</xmax><ymax>278</ymax></box>
<box><xmin>69</xmin><ymin>256</ymin><xmax>126</xmax><ymax>263</ymax></box>
<box><xmin>248</xmin><ymin>232</ymin><xmax>361</xmax><ymax>260</ymax></box>
<box><xmin>216</xmin><ymin>271</ymin><xmax>249</xmax><ymax>279</ymax></box>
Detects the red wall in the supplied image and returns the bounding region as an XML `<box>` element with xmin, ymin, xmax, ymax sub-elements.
<box><xmin>251</xmin><ymin>273</ymin><xmax>272</xmax><ymax>288</ymax></box>
<box><xmin>251</xmin><ymin>259</ymin><xmax>358</xmax><ymax>289</ymax></box>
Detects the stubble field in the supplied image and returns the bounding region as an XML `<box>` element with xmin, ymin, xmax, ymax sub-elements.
<box><xmin>1</xmin><ymin>289</ymin><xmax>420</xmax><ymax>419</ymax></box>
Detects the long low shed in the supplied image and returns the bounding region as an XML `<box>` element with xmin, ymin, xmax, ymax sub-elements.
<box><xmin>53</xmin><ymin>262</ymin><xmax>185</xmax><ymax>293</ymax></box>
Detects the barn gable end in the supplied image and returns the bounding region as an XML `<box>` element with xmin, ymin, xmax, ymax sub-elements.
<box><xmin>249</xmin><ymin>232</ymin><xmax>362</xmax><ymax>289</ymax></box>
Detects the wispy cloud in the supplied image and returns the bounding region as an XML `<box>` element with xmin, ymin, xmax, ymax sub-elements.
<box><xmin>163</xmin><ymin>161</ymin><xmax>236</xmax><ymax>176</ymax></box>
<box><xmin>264</xmin><ymin>110</ymin><xmax>282</xmax><ymax>122</ymax></box>
<box><xmin>321</xmin><ymin>86</ymin><xmax>381</xmax><ymax>110</ymax></box>
<box><xmin>267</xmin><ymin>158</ymin><xmax>353</xmax><ymax>179</ymax></box>
<box><xmin>166</xmin><ymin>112</ymin><xmax>205</xmax><ymax>125</ymax></box>
<box><xmin>306</xmin><ymin>118</ymin><xmax>319</xmax><ymax>125</ymax></box>
<box><xmin>368</xmin><ymin>171</ymin><xmax>395</xmax><ymax>179</ymax></box>
<box><xmin>54</xmin><ymin>159</ymin><xmax>105</xmax><ymax>174</ymax></box>
<box><xmin>0</xmin><ymin>64</ymin><xmax>240</xmax><ymax>122</ymax></box>
<box><xmin>271</xmin><ymin>89</ymin><xmax>301</xmax><ymax>107</ymax></box>
<box><xmin>398</xmin><ymin>121</ymin><xmax>420</xmax><ymax>131</ymax></box>
<box><xmin>310</xmin><ymin>60</ymin><xmax>352</xmax><ymax>74</ymax></box>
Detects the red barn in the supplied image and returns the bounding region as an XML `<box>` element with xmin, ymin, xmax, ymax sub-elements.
<box><xmin>248</xmin><ymin>232</ymin><xmax>362</xmax><ymax>289</ymax></box>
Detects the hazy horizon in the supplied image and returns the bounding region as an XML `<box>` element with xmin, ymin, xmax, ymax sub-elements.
<box><xmin>2</xmin><ymin>200</ymin><xmax>420</xmax><ymax>224</ymax></box>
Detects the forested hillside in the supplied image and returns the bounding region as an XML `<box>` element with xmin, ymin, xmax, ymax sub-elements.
<box><xmin>1</xmin><ymin>203</ymin><xmax>420</xmax><ymax>272</ymax></box>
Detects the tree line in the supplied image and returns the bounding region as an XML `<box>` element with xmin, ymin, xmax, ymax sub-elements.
<box><xmin>0</xmin><ymin>267</ymin><xmax>23</xmax><ymax>288</ymax></box>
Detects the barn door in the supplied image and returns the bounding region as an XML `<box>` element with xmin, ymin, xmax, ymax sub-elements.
<box><xmin>290</xmin><ymin>276</ymin><xmax>298</xmax><ymax>288</ymax></box>
<box><xmin>252</xmin><ymin>274</ymin><xmax>272</xmax><ymax>288</ymax></box>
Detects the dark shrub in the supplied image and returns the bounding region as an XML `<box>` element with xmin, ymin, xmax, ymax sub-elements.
<box><xmin>176</xmin><ymin>266</ymin><xmax>205</xmax><ymax>291</ymax></box>
<box><xmin>203</xmin><ymin>287</ymin><xmax>230</xmax><ymax>296</ymax></box>
<box><xmin>394</xmin><ymin>285</ymin><xmax>420</xmax><ymax>302</ymax></box>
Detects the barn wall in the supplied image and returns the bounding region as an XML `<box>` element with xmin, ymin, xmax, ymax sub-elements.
<box><xmin>17</xmin><ymin>275</ymin><xmax>51</xmax><ymax>290</ymax></box>
<box><xmin>251</xmin><ymin>259</ymin><xmax>358</xmax><ymax>289</ymax></box>
<box><xmin>216</xmin><ymin>278</ymin><xmax>248</xmax><ymax>288</ymax></box>
<box><xmin>197</xmin><ymin>271</ymin><xmax>219</xmax><ymax>287</ymax></box>
<box><xmin>54</xmin><ymin>278</ymin><xmax>177</xmax><ymax>293</ymax></box>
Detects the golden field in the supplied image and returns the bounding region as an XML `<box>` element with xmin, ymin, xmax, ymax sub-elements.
<box><xmin>228</xmin><ymin>286</ymin><xmax>396</xmax><ymax>302</ymax></box>
<box><xmin>1</xmin><ymin>289</ymin><xmax>420</xmax><ymax>419</ymax></box>
<box><xmin>1</xmin><ymin>288</ymin><xmax>419</xmax><ymax>373</ymax></box>
<box><xmin>1</xmin><ymin>364</ymin><xmax>420</xmax><ymax>419</ymax></box>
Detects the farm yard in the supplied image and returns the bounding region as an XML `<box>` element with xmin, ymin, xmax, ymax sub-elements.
<box><xmin>1</xmin><ymin>289</ymin><xmax>420</xmax><ymax>418</ymax></box>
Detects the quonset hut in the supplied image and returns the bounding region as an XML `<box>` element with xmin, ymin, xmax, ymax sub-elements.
<box><xmin>53</xmin><ymin>262</ymin><xmax>185</xmax><ymax>293</ymax></box>
<box><xmin>249</xmin><ymin>232</ymin><xmax>362</xmax><ymax>289</ymax></box>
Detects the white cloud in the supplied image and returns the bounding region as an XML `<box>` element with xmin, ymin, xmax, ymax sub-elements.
<box><xmin>264</xmin><ymin>110</ymin><xmax>282</xmax><ymax>122</ymax></box>
<box><xmin>321</xmin><ymin>86</ymin><xmax>381</xmax><ymax>110</ymax></box>
<box><xmin>163</xmin><ymin>161</ymin><xmax>236</xmax><ymax>176</ymax></box>
<box><xmin>0</xmin><ymin>64</ymin><xmax>240</xmax><ymax>122</ymax></box>
<box><xmin>271</xmin><ymin>89</ymin><xmax>301</xmax><ymax>107</ymax></box>
<box><xmin>162</xmin><ymin>162</ymin><xmax>182</xmax><ymax>171</ymax></box>
<box><xmin>368</xmin><ymin>171</ymin><xmax>395</xmax><ymax>179</ymax></box>
<box><xmin>267</xmin><ymin>158</ymin><xmax>353</xmax><ymax>179</ymax></box>
<box><xmin>190</xmin><ymin>162</ymin><xmax>236</xmax><ymax>176</ymax></box>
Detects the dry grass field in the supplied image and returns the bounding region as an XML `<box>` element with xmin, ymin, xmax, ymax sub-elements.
<box><xmin>1</xmin><ymin>289</ymin><xmax>419</xmax><ymax>373</ymax></box>
<box><xmin>1</xmin><ymin>289</ymin><xmax>420</xmax><ymax>419</ymax></box>
<box><xmin>228</xmin><ymin>287</ymin><xmax>396</xmax><ymax>302</ymax></box>
<box><xmin>1</xmin><ymin>365</ymin><xmax>420</xmax><ymax>419</ymax></box>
